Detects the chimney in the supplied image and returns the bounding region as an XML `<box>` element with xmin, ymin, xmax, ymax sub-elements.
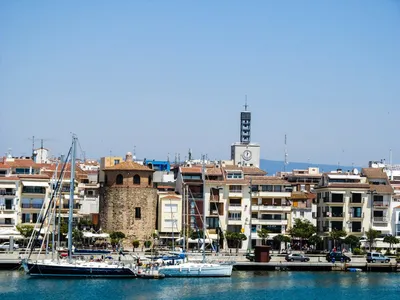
<box><xmin>126</xmin><ymin>152</ymin><xmax>133</xmax><ymax>162</ymax></box>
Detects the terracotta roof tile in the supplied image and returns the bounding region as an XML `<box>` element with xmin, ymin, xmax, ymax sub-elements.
<box><xmin>181</xmin><ymin>167</ymin><xmax>202</xmax><ymax>174</ymax></box>
<box><xmin>0</xmin><ymin>176</ymin><xmax>19</xmax><ymax>181</ymax></box>
<box><xmin>250</xmin><ymin>176</ymin><xmax>290</xmax><ymax>185</ymax></box>
<box><xmin>104</xmin><ymin>161</ymin><xmax>153</xmax><ymax>171</ymax></box>
<box><xmin>362</xmin><ymin>168</ymin><xmax>388</xmax><ymax>179</ymax></box>
<box><xmin>369</xmin><ymin>184</ymin><xmax>394</xmax><ymax>194</ymax></box>
<box><xmin>0</xmin><ymin>159</ymin><xmax>40</xmax><ymax>169</ymax></box>
<box><xmin>206</xmin><ymin>167</ymin><xmax>222</xmax><ymax>175</ymax></box>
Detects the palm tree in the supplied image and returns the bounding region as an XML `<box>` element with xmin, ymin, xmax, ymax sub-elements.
<box><xmin>343</xmin><ymin>235</ymin><xmax>360</xmax><ymax>251</ymax></box>
<box><xmin>257</xmin><ymin>229</ymin><xmax>270</xmax><ymax>246</ymax></box>
<box><xmin>366</xmin><ymin>229</ymin><xmax>380</xmax><ymax>251</ymax></box>
<box><xmin>383</xmin><ymin>235</ymin><xmax>399</xmax><ymax>254</ymax></box>
<box><xmin>288</xmin><ymin>218</ymin><xmax>316</xmax><ymax>249</ymax></box>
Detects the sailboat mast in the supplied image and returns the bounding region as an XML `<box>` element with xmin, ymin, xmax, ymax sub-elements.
<box><xmin>68</xmin><ymin>135</ymin><xmax>77</xmax><ymax>262</ymax></box>
<box><xmin>202</xmin><ymin>158</ymin><xmax>206</xmax><ymax>263</ymax></box>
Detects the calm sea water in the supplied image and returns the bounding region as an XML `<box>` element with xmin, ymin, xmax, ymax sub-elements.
<box><xmin>0</xmin><ymin>270</ymin><xmax>399</xmax><ymax>300</ymax></box>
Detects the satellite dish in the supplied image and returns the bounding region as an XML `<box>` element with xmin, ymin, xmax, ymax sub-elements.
<box><xmin>353</xmin><ymin>168</ymin><xmax>359</xmax><ymax>175</ymax></box>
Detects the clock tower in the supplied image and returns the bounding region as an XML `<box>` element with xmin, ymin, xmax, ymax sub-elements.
<box><xmin>230</xmin><ymin>97</ymin><xmax>261</xmax><ymax>167</ymax></box>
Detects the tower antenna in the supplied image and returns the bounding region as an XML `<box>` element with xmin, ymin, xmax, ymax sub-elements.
<box><xmin>284</xmin><ymin>134</ymin><xmax>288</xmax><ymax>172</ymax></box>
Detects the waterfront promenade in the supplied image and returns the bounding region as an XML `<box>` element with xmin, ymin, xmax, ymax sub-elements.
<box><xmin>2</xmin><ymin>249</ymin><xmax>399</xmax><ymax>272</ymax></box>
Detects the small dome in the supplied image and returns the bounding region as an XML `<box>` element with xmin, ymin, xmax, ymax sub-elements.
<box><xmin>126</xmin><ymin>152</ymin><xmax>133</xmax><ymax>162</ymax></box>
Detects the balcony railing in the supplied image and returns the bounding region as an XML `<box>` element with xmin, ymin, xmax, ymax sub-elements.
<box><xmin>0</xmin><ymin>205</ymin><xmax>15</xmax><ymax>210</ymax></box>
<box><xmin>0</xmin><ymin>190</ymin><xmax>16</xmax><ymax>196</ymax></box>
<box><xmin>21</xmin><ymin>203</ymin><xmax>43</xmax><ymax>209</ymax></box>
<box><xmin>373</xmin><ymin>201</ymin><xmax>389</xmax><ymax>207</ymax></box>
<box><xmin>373</xmin><ymin>217</ymin><xmax>389</xmax><ymax>222</ymax></box>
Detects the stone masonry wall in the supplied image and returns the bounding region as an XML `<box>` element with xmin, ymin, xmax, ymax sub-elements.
<box><xmin>99</xmin><ymin>187</ymin><xmax>157</xmax><ymax>245</ymax></box>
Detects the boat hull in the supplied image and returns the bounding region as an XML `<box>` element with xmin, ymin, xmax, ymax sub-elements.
<box><xmin>159</xmin><ymin>263</ymin><xmax>233</xmax><ymax>277</ymax></box>
<box><xmin>23</xmin><ymin>261</ymin><xmax>136</xmax><ymax>278</ymax></box>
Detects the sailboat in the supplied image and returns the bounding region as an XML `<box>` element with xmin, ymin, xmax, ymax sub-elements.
<box><xmin>158</xmin><ymin>161</ymin><xmax>233</xmax><ymax>277</ymax></box>
<box><xmin>21</xmin><ymin>135</ymin><xmax>136</xmax><ymax>278</ymax></box>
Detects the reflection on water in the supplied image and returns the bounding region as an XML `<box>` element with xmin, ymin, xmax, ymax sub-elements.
<box><xmin>0</xmin><ymin>270</ymin><xmax>399</xmax><ymax>300</ymax></box>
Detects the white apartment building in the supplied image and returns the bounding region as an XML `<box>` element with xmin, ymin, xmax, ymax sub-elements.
<box><xmin>157</xmin><ymin>193</ymin><xmax>182</xmax><ymax>246</ymax></box>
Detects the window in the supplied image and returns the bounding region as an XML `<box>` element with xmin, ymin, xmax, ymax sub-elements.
<box><xmin>227</xmin><ymin>172</ymin><xmax>243</xmax><ymax>179</ymax></box>
<box><xmin>228</xmin><ymin>212</ymin><xmax>241</xmax><ymax>220</ymax></box>
<box><xmin>261</xmin><ymin>185</ymin><xmax>273</xmax><ymax>192</ymax></box>
<box><xmin>22</xmin><ymin>213</ymin><xmax>31</xmax><ymax>223</ymax></box>
<box><xmin>5</xmin><ymin>218</ymin><xmax>11</xmax><ymax>224</ymax></box>
<box><xmin>148</xmin><ymin>175</ymin><xmax>152</xmax><ymax>186</ymax></box>
<box><xmin>114</xmin><ymin>159</ymin><xmax>120</xmax><ymax>165</ymax></box>
<box><xmin>229</xmin><ymin>185</ymin><xmax>242</xmax><ymax>193</ymax></box>
<box><xmin>165</xmin><ymin>203</ymin><xmax>178</xmax><ymax>213</ymax></box>
<box><xmin>133</xmin><ymin>175</ymin><xmax>140</xmax><ymax>185</ymax></box>
<box><xmin>135</xmin><ymin>207</ymin><xmax>141</xmax><ymax>218</ymax></box>
<box><xmin>300</xmin><ymin>211</ymin><xmax>305</xmax><ymax>217</ymax></box>
<box><xmin>164</xmin><ymin>219</ymin><xmax>177</xmax><ymax>228</ymax></box>
<box><xmin>273</xmin><ymin>185</ymin><xmax>282</xmax><ymax>192</ymax></box>
<box><xmin>116</xmin><ymin>174</ymin><xmax>123</xmax><ymax>185</ymax></box>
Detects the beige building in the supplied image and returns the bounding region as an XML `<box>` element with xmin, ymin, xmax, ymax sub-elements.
<box><xmin>157</xmin><ymin>193</ymin><xmax>182</xmax><ymax>246</ymax></box>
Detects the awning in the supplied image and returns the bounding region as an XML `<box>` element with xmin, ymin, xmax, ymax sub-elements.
<box><xmin>82</xmin><ymin>232</ymin><xmax>109</xmax><ymax>238</ymax></box>
<box><xmin>331</xmin><ymin>191</ymin><xmax>346</xmax><ymax>194</ymax></box>
<box><xmin>0</xmin><ymin>234</ymin><xmax>24</xmax><ymax>240</ymax></box>
<box><xmin>0</xmin><ymin>184</ymin><xmax>16</xmax><ymax>189</ymax></box>
<box><xmin>22</xmin><ymin>181</ymin><xmax>49</xmax><ymax>187</ymax></box>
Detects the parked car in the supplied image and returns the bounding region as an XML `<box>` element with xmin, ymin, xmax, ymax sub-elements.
<box><xmin>0</xmin><ymin>242</ymin><xmax>19</xmax><ymax>250</ymax></box>
<box><xmin>366</xmin><ymin>252</ymin><xmax>390</xmax><ymax>263</ymax></box>
<box><xmin>326</xmin><ymin>252</ymin><xmax>351</xmax><ymax>262</ymax></box>
<box><xmin>285</xmin><ymin>253</ymin><xmax>310</xmax><ymax>262</ymax></box>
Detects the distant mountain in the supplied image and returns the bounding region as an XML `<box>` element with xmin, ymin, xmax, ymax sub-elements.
<box><xmin>260</xmin><ymin>159</ymin><xmax>360</xmax><ymax>176</ymax></box>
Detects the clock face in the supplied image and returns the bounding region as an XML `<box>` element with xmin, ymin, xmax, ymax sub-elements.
<box><xmin>242</xmin><ymin>150</ymin><xmax>252</xmax><ymax>161</ymax></box>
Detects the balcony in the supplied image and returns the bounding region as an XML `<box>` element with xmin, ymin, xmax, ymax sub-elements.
<box><xmin>252</xmin><ymin>205</ymin><xmax>291</xmax><ymax>212</ymax></box>
<box><xmin>0</xmin><ymin>205</ymin><xmax>16</xmax><ymax>211</ymax></box>
<box><xmin>228</xmin><ymin>191</ymin><xmax>243</xmax><ymax>197</ymax></box>
<box><xmin>228</xmin><ymin>204</ymin><xmax>242</xmax><ymax>212</ymax></box>
<box><xmin>252</xmin><ymin>218</ymin><xmax>288</xmax><ymax>226</ymax></box>
<box><xmin>0</xmin><ymin>190</ymin><xmax>16</xmax><ymax>196</ymax></box>
<box><xmin>373</xmin><ymin>201</ymin><xmax>389</xmax><ymax>208</ymax></box>
<box><xmin>349</xmin><ymin>213</ymin><xmax>364</xmax><ymax>220</ymax></box>
<box><xmin>227</xmin><ymin>218</ymin><xmax>242</xmax><ymax>225</ymax></box>
<box><xmin>21</xmin><ymin>203</ymin><xmax>44</xmax><ymax>209</ymax></box>
<box><xmin>373</xmin><ymin>217</ymin><xmax>389</xmax><ymax>223</ymax></box>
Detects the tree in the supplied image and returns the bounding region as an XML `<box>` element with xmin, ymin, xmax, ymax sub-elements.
<box><xmin>329</xmin><ymin>229</ymin><xmax>346</xmax><ymax>248</ymax></box>
<box><xmin>225</xmin><ymin>232</ymin><xmax>247</xmax><ymax>254</ymax></box>
<box><xmin>383</xmin><ymin>235</ymin><xmax>399</xmax><ymax>253</ymax></box>
<box><xmin>16</xmin><ymin>224</ymin><xmax>34</xmax><ymax>238</ymax></box>
<box><xmin>110</xmin><ymin>231</ymin><xmax>126</xmax><ymax>246</ymax></box>
<box><xmin>257</xmin><ymin>229</ymin><xmax>270</xmax><ymax>245</ymax></box>
<box><xmin>308</xmin><ymin>235</ymin><xmax>322</xmax><ymax>250</ymax></box>
<box><xmin>72</xmin><ymin>228</ymin><xmax>83</xmax><ymax>245</ymax></box>
<box><xmin>273</xmin><ymin>234</ymin><xmax>291</xmax><ymax>253</ymax></box>
<box><xmin>366</xmin><ymin>229</ymin><xmax>380</xmax><ymax>251</ymax></box>
<box><xmin>132</xmin><ymin>240</ymin><xmax>140</xmax><ymax>250</ymax></box>
<box><xmin>343</xmin><ymin>235</ymin><xmax>360</xmax><ymax>251</ymax></box>
<box><xmin>288</xmin><ymin>218</ymin><xmax>316</xmax><ymax>248</ymax></box>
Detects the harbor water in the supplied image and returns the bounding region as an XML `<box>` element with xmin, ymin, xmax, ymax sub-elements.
<box><xmin>0</xmin><ymin>270</ymin><xmax>399</xmax><ymax>300</ymax></box>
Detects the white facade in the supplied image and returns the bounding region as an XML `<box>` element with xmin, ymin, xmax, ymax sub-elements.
<box><xmin>158</xmin><ymin>194</ymin><xmax>182</xmax><ymax>240</ymax></box>
<box><xmin>0</xmin><ymin>179</ymin><xmax>19</xmax><ymax>230</ymax></box>
<box><xmin>230</xmin><ymin>143</ymin><xmax>260</xmax><ymax>168</ymax></box>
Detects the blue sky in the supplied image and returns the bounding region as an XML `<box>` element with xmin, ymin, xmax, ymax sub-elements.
<box><xmin>1</xmin><ymin>1</ymin><xmax>399</xmax><ymax>166</ymax></box>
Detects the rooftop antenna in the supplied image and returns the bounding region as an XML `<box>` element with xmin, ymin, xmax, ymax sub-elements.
<box><xmin>188</xmin><ymin>149</ymin><xmax>192</xmax><ymax>161</ymax></box>
<box><xmin>284</xmin><ymin>134</ymin><xmax>288</xmax><ymax>172</ymax></box>
<box><xmin>390</xmin><ymin>149</ymin><xmax>393</xmax><ymax>180</ymax></box>
<box><xmin>167</xmin><ymin>152</ymin><xmax>170</xmax><ymax>163</ymax></box>
<box><xmin>174</xmin><ymin>153</ymin><xmax>178</xmax><ymax>165</ymax></box>
<box><xmin>244</xmin><ymin>95</ymin><xmax>248</xmax><ymax>111</ymax></box>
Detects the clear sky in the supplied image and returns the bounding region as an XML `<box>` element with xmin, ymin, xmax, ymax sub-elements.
<box><xmin>1</xmin><ymin>1</ymin><xmax>399</xmax><ymax>166</ymax></box>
